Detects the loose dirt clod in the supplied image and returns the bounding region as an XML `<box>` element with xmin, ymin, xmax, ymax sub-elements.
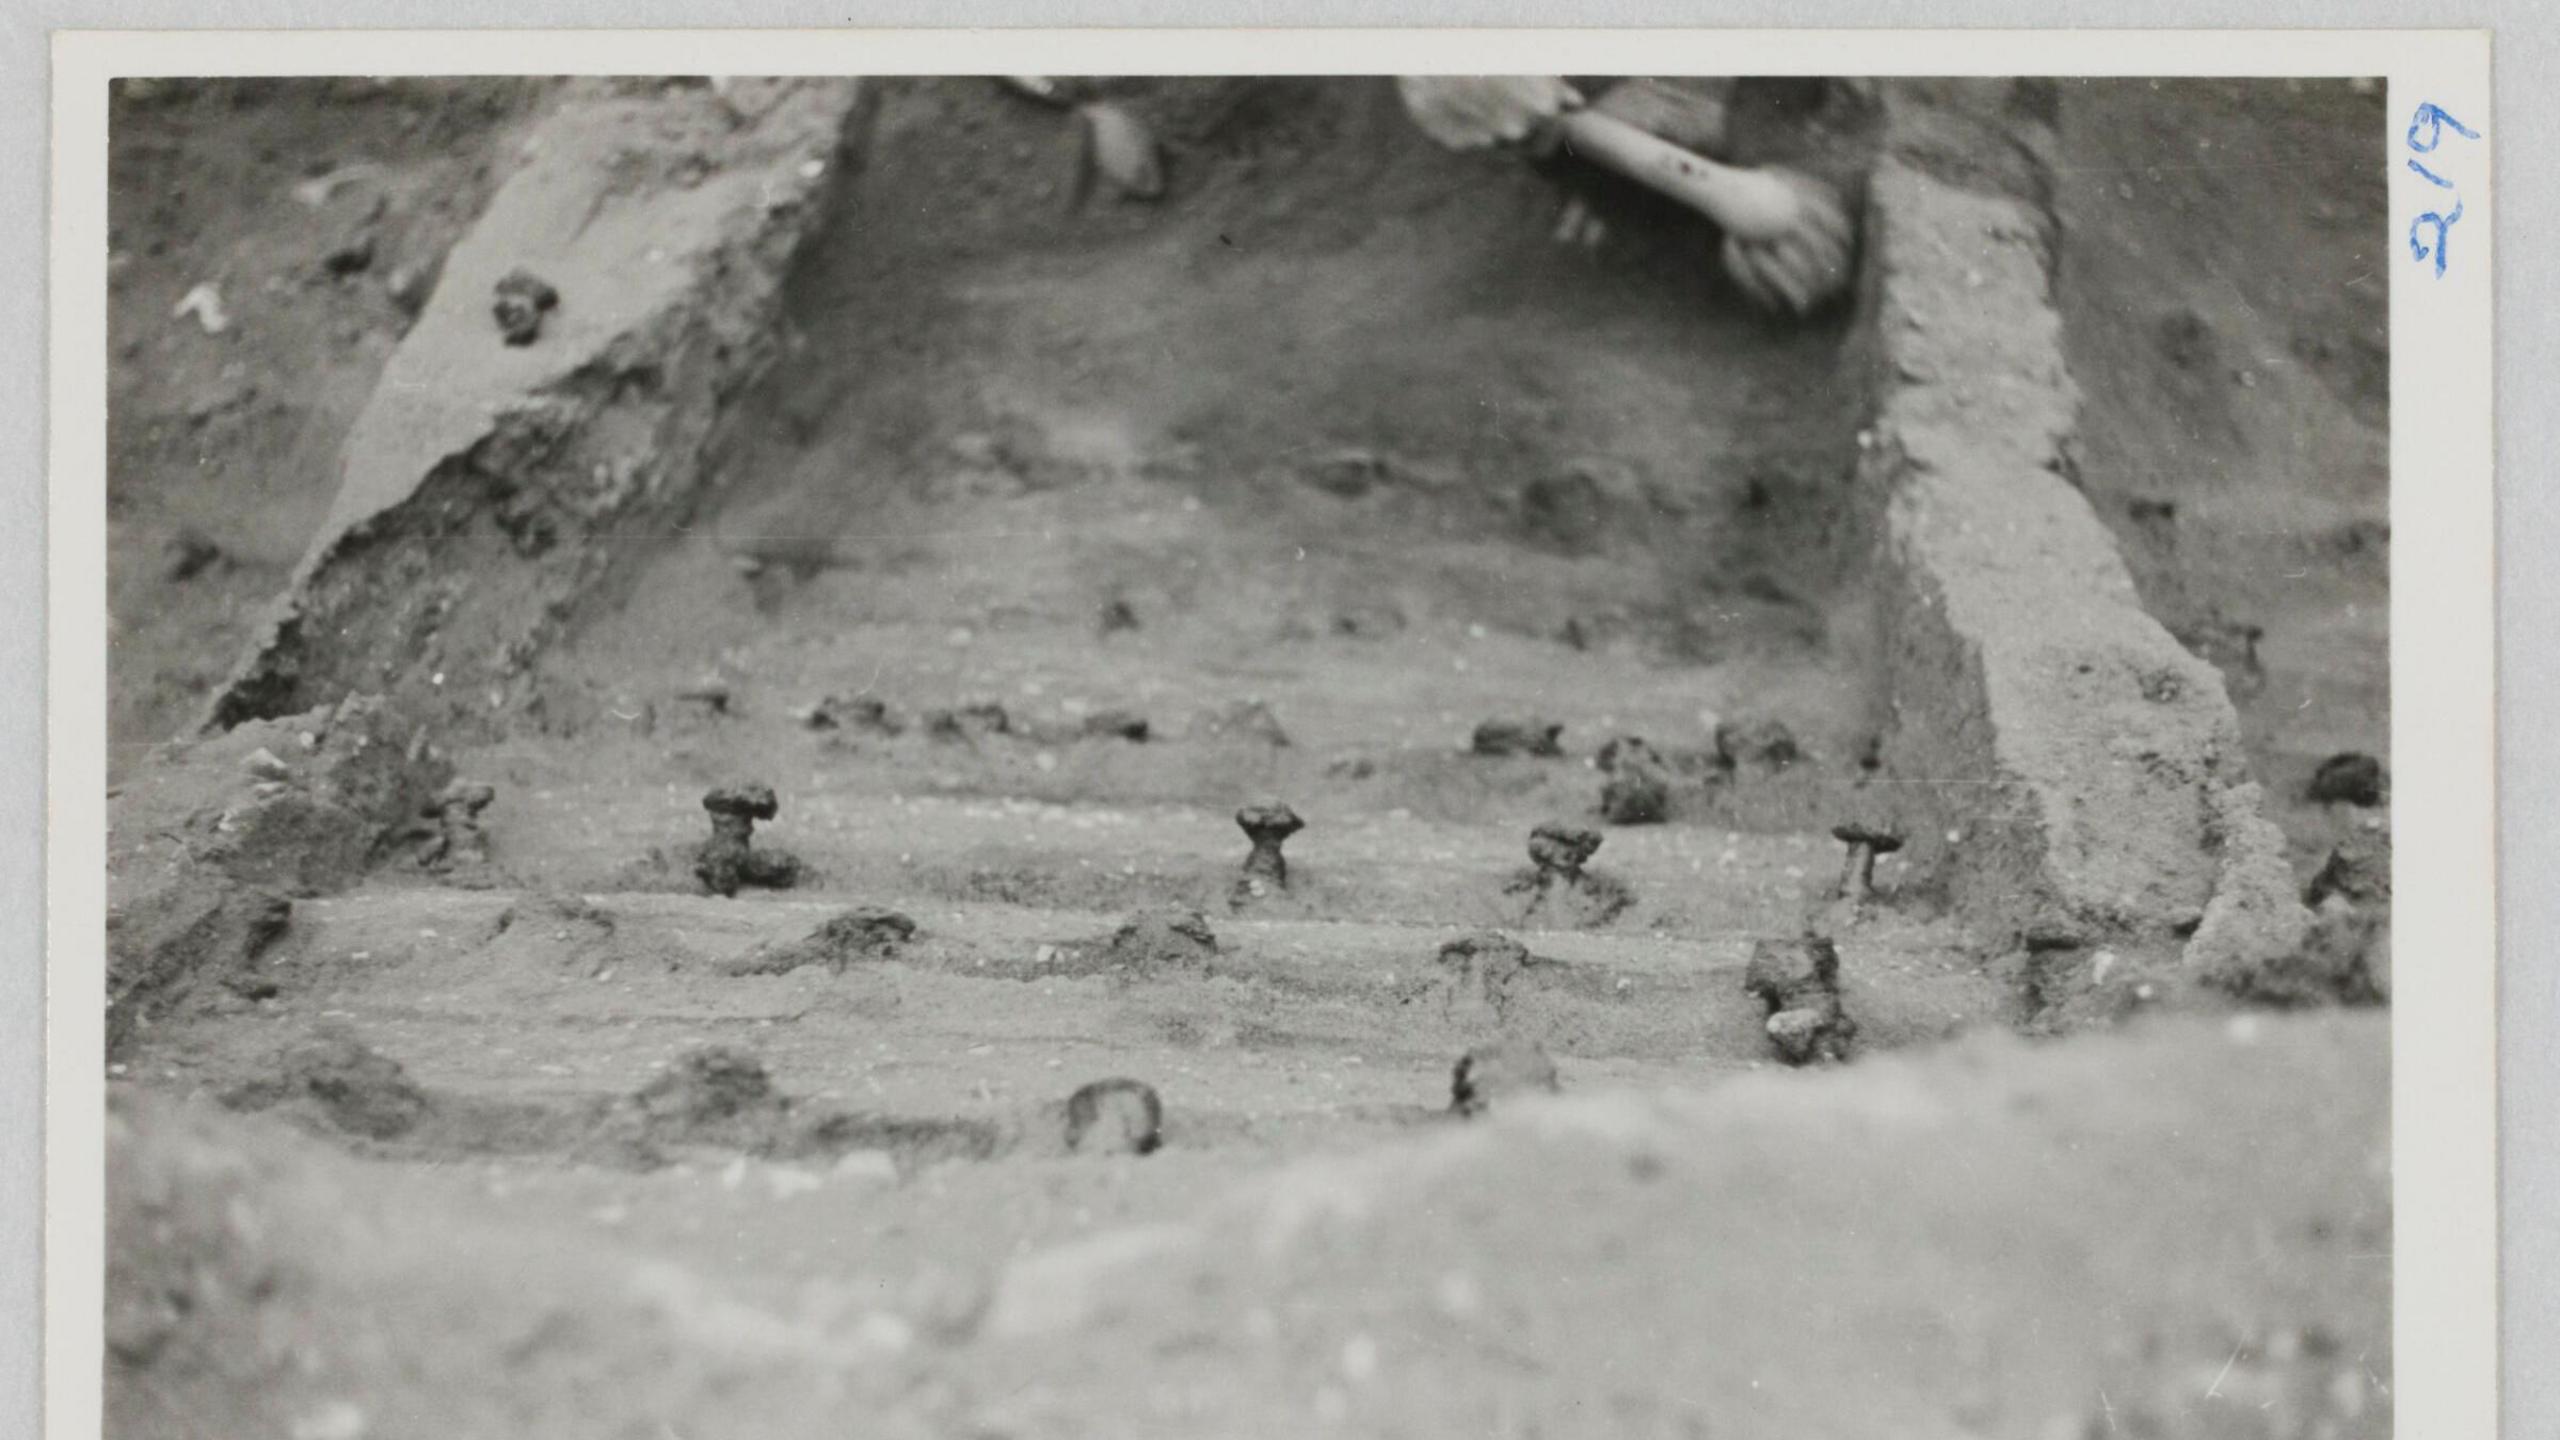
<box><xmin>1101</xmin><ymin>908</ymin><xmax>1220</xmax><ymax>976</ymax></box>
<box><xmin>674</xmin><ymin>678</ymin><xmax>732</xmax><ymax>716</ymax></box>
<box><xmin>2307</xmin><ymin>752</ymin><xmax>2385</xmax><ymax>807</ymax></box>
<box><xmin>1597</xmin><ymin>736</ymin><xmax>1673</xmax><ymax>825</ymax></box>
<box><xmin>1471</xmin><ymin>719</ymin><xmax>1565</xmax><ymax>758</ymax></box>
<box><xmin>1432</xmin><ymin>931</ymin><xmax>1537</xmax><ymax>1029</ymax></box>
<box><xmin>1744</xmin><ymin>935</ymin><xmax>1857</xmax><ymax>1065</ymax></box>
<box><xmin>2156</xmin><ymin>305</ymin><xmax>2219</xmax><ymax>373</ymax></box>
<box><xmin>636</xmin><ymin>1045</ymin><xmax>777</xmax><ymax>1126</ymax></box>
<box><xmin>693</xmin><ymin>783</ymin><xmax>802</xmax><ymax>898</ymax></box>
<box><xmin>2304</xmin><ymin>835</ymin><xmax>2390</xmax><ymax>908</ymax></box>
<box><xmin>926</xmin><ymin>702</ymin><xmax>1012</xmax><ymax>742</ymax></box>
<box><xmin>1235</xmin><ymin>803</ymin><xmax>1305</xmax><ymax>895</ymax></box>
<box><xmin>719</xmin><ymin>907</ymin><xmax>918</xmax><ymax>976</ymax></box>
<box><xmin>802</xmin><ymin>693</ymin><xmax>902</xmax><ymax>735</ymax></box>
<box><xmin>1516</xmin><ymin>467</ymin><xmax>1608</xmax><ymax>553</ymax></box>
<box><xmin>1829</xmin><ymin>822</ymin><xmax>1904</xmax><ymax>905</ymax></box>
<box><xmin>1064</xmin><ymin>1078</ymin><xmax>1164</xmax><ymax>1155</ymax></box>
<box><xmin>1301</xmin><ymin>446</ymin><xmax>1398</xmax><ymax>498</ymax></box>
<box><xmin>416</xmin><ymin>779</ymin><xmax>497</xmax><ymax>872</ymax></box>
<box><xmin>162</xmin><ymin>528</ymin><xmax>227</xmax><ymax>583</ymax></box>
<box><xmin>584</xmin><ymin>1045</ymin><xmax>812</xmax><ymax>1165</ymax></box>
<box><xmin>1081</xmin><ymin>709</ymin><xmax>1151</xmax><ymax>742</ymax></box>
<box><xmin>1715</xmin><ymin>717</ymin><xmax>1801</xmax><ymax>773</ymax></box>
<box><xmin>224</xmin><ymin>1028</ymin><xmax>434</xmax><ymax>1141</ymax></box>
<box><xmin>321</xmin><ymin>228</ymin><xmax>376</xmax><ymax>277</ymax></box>
<box><xmin>1193</xmin><ymin>698</ymin><xmax>1291</xmax><ymax>747</ymax></box>
<box><xmin>2209</xmin><ymin>906</ymin><xmax>2389</xmax><ymax>1009</ymax></box>
<box><xmin>491</xmin><ymin>267</ymin><xmax>560</xmax><ymax>346</ymax></box>
<box><xmin>1449</xmin><ymin>1038</ymin><xmax>1561</xmax><ymax>1118</ymax></box>
<box><xmin>108</xmin><ymin>874</ymin><xmax>294</xmax><ymax>1053</ymax></box>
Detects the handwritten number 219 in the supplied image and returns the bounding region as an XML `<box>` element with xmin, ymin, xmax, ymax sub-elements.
<box><xmin>2406</xmin><ymin>102</ymin><xmax>2478</xmax><ymax>279</ymax></box>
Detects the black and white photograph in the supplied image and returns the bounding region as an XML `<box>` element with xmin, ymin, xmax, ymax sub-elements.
<box><xmin>51</xmin><ymin>33</ymin><xmax>2503</xmax><ymax>1440</ymax></box>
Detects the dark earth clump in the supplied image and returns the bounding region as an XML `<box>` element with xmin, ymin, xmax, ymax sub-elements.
<box><xmin>1715</xmin><ymin>717</ymin><xmax>1802</xmax><ymax>772</ymax></box>
<box><xmin>1299</xmin><ymin>445</ymin><xmax>1398</xmax><ymax>498</ymax></box>
<box><xmin>499</xmin><ymin>889</ymin><xmax>615</xmax><ymax>938</ymax></box>
<box><xmin>1471</xmin><ymin>718</ymin><xmax>1565</xmax><ymax>758</ymax></box>
<box><xmin>321</xmin><ymin>226</ymin><xmax>377</xmax><ymax>277</ymax></box>
<box><xmin>1098</xmin><ymin>908</ymin><xmax>1220</xmax><ymax>976</ymax></box>
<box><xmin>802</xmin><ymin>693</ymin><xmax>902</xmax><ymax>735</ymax></box>
<box><xmin>223</xmin><ymin>1028</ymin><xmax>434</xmax><ymax>1141</ymax></box>
<box><xmin>718</xmin><ymin>907</ymin><xmax>919</xmax><ymax>976</ymax></box>
<box><xmin>2206</xmin><ymin>911</ymin><xmax>2388</xmax><ymax>1009</ymax></box>
<box><xmin>1425</xmin><ymin>930</ymin><xmax>1539</xmax><ymax>1030</ymax></box>
<box><xmin>675</xmin><ymin>679</ymin><xmax>733</xmax><ymax>716</ymax></box>
<box><xmin>1080</xmin><ymin>708</ymin><xmax>1151</xmax><ymax>742</ymax></box>
<box><xmin>1744</xmin><ymin>935</ymin><xmax>1857</xmax><ymax>1065</ymax></box>
<box><xmin>491</xmin><ymin>266</ymin><xmax>559</xmax><ymax>345</ymax></box>
<box><xmin>2306</xmin><ymin>751</ymin><xmax>2385</xmax><ymax>807</ymax></box>
<box><xmin>1597</xmin><ymin>735</ymin><xmax>1673</xmax><ymax>825</ymax></box>
<box><xmin>1064</xmin><ymin>1078</ymin><xmax>1165</xmax><ymax>1156</ymax></box>
<box><xmin>925</xmin><ymin>702</ymin><xmax>1012</xmax><ymax>742</ymax></box>
<box><xmin>414</xmin><ymin>779</ymin><xmax>496</xmax><ymax>874</ymax></box>
<box><xmin>2155</xmin><ymin>305</ymin><xmax>2218</xmax><ymax>373</ymax></box>
<box><xmin>693</xmin><ymin>783</ymin><xmax>802</xmax><ymax>898</ymax></box>
<box><xmin>586</xmin><ymin>1044</ymin><xmax>1007</xmax><ymax>1171</ymax></box>
<box><xmin>1450</xmin><ymin>1038</ymin><xmax>1562</xmax><ymax>1117</ymax></box>
<box><xmin>633</xmin><ymin>1045</ymin><xmax>781</xmax><ymax>1129</ymax></box>
<box><xmin>2304</xmin><ymin>834</ymin><xmax>2390</xmax><ymax>908</ymax></box>
<box><xmin>107</xmin><ymin>873</ymin><xmax>293</xmax><ymax>1054</ymax></box>
<box><xmin>161</xmin><ymin>527</ymin><xmax>228</xmax><ymax>583</ymax></box>
<box><xmin>1515</xmin><ymin>466</ymin><xmax>1608</xmax><ymax>553</ymax></box>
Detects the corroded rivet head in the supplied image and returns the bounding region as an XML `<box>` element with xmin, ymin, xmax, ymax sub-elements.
<box><xmin>1830</xmin><ymin>823</ymin><xmax>1903</xmax><ymax>853</ymax></box>
<box><xmin>703</xmin><ymin>784</ymin><xmax>780</xmax><ymax>821</ymax></box>
<box><xmin>1236</xmin><ymin>803</ymin><xmax>1304</xmax><ymax>842</ymax></box>
<box><xmin>1065</xmin><ymin>1077</ymin><xmax>1163</xmax><ymax>1155</ymax></box>
<box><xmin>1527</xmin><ymin>822</ymin><xmax>1602</xmax><ymax>873</ymax></box>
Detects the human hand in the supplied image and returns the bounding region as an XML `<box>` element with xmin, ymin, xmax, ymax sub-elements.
<box><xmin>1716</xmin><ymin>169</ymin><xmax>1858</xmax><ymax>316</ymax></box>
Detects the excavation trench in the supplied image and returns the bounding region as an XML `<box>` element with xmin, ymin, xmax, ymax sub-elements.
<box><xmin>102</xmin><ymin>77</ymin><xmax>2389</xmax><ymax>1440</ymax></box>
<box><xmin>135</xmin><ymin>77</ymin><xmax>2279</xmax><ymax>1160</ymax></box>
<box><xmin>134</xmin><ymin>77</ymin><xmax>2040</xmax><ymax>1172</ymax></box>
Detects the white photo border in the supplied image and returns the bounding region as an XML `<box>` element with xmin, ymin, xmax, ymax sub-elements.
<box><xmin>45</xmin><ymin>28</ymin><xmax>2496</xmax><ymax>1440</ymax></box>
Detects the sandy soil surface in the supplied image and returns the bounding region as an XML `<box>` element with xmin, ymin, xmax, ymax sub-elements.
<box><xmin>2052</xmin><ymin>78</ymin><xmax>2392</xmax><ymax>880</ymax></box>
<box><xmin>101</xmin><ymin>77</ymin><xmax>2391</xmax><ymax>1439</ymax></box>
<box><xmin>106</xmin><ymin>78</ymin><xmax>553</xmax><ymax>777</ymax></box>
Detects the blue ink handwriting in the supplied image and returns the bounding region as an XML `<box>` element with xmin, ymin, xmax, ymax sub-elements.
<box><xmin>2405</xmin><ymin>102</ymin><xmax>2479</xmax><ymax>279</ymax></box>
